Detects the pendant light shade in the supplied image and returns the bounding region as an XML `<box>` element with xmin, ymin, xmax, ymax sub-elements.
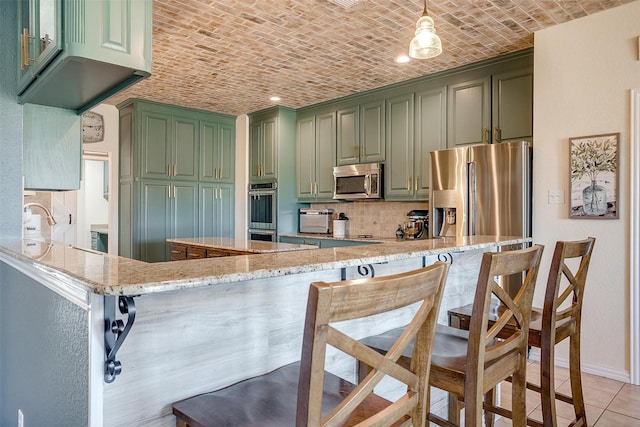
<box><xmin>409</xmin><ymin>0</ymin><xmax>442</xmax><ymax>59</ymax></box>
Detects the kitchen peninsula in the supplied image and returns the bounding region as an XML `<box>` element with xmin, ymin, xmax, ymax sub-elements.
<box><xmin>0</xmin><ymin>235</ymin><xmax>529</xmax><ymax>426</ymax></box>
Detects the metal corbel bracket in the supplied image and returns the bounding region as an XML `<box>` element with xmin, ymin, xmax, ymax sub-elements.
<box><xmin>104</xmin><ymin>295</ymin><xmax>137</xmax><ymax>383</ymax></box>
<box><xmin>437</xmin><ymin>252</ymin><xmax>453</xmax><ymax>264</ymax></box>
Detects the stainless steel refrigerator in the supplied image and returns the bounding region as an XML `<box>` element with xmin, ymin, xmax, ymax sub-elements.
<box><xmin>430</xmin><ymin>140</ymin><xmax>532</xmax><ymax>295</ymax></box>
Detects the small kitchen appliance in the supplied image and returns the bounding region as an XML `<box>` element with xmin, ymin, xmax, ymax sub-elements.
<box><xmin>404</xmin><ymin>210</ymin><xmax>429</xmax><ymax>239</ymax></box>
<box><xmin>299</xmin><ymin>208</ymin><xmax>334</xmax><ymax>234</ymax></box>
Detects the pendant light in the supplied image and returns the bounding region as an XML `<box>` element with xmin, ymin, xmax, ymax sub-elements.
<box><xmin>408</xmin><ymin>0</ymin><xmax>442</xmax><ymax>59</ymax></box>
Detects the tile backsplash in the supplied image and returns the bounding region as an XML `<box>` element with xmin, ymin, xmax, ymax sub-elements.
<box><xmin>310</xmin><ymin>201</ymin><xmax>428</xmax><ymax>238</ymax></box>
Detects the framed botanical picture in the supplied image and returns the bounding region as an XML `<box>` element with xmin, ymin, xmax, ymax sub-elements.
<box><xmin>569</xmin><ymin>133</ymin><xmax>619</xmax><ymax>219</ymax></box>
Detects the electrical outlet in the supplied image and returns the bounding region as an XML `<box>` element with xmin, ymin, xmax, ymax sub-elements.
<box><xmin>548</xmin><ymin>189</ymin><xmax>564</xmax><ymax>205</ymax></box>
<box><xmin>18</xmin><ymin>409</ymin><xmax>24</xmax><ymax>427</ymax></box>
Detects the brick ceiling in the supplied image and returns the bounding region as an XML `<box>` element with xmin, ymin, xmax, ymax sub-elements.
<box><xmin>106</xmin><ymin>0</ymin><xmax>635</xmax><ymax>116</ymax></box>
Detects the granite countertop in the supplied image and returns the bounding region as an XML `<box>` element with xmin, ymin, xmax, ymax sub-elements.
<box><xmin>167</xmin><ymin>237</ymin><xmax>318</xmax><ymax>253</ymax></box>
<box><xmin>0</xmin><ymin>236</ymin><xmax>531</xmax><ymax>297</ymax></box>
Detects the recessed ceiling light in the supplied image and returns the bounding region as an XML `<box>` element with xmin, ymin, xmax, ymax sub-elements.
<box><xmin>270</xmin><ymin>96</ymin><xmax>281</xmax><ymax>102</ymax></box>
<box><xmin>395</xmin><ymin>55</ymin><xmax>410</xmax><ymax>64</ymax></box>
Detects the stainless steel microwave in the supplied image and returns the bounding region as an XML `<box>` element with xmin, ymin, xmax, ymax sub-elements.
<box><xmin>333</xmin><ymin>163</ymin><xmax>383</xmax><ymax>200</ymax></box>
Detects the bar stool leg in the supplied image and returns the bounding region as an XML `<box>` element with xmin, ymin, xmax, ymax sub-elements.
<box><xmin>540</xmin><ymin>328</ymin><xmax>558</xmax><ymax>427</ymax></box>
<box><xmin>484</xmin><ymin>389</ymin><xmax>496</xmax><ymax>427</ymax></box>
<box><xmin>569</xmin><ymin>329</ymin><xmax>587</xmax><ymax>426</ymax></box>
<box><xmin>512</xmin><ymin>356</ymin><xmax>528</xmax><ymax>426</ymax></box>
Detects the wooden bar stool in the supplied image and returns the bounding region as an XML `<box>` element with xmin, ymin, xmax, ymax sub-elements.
<box><xmin>359</xmin><ymin>245</ymin><xmax>544</xmax><ymax>426</ymax></box>
<box><xmin>477</xmin><ymin>237</ymin><xmax>595</xmax><ymax>427</ymax></box>
<box><xmin>172</xmin><ymin>261</ymin><xmax>450</xmax><ymax>427</ymax></box>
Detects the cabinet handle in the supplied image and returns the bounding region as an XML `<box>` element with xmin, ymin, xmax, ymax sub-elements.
<box><xmin>173</xmin><ymin>164</ymin><xmax>177</xmax><ymax>176</ymax></box>
<box><xmin>173</xmin><ymin>185</ymin><xmax>176</xmax><ymax>198</ymax></box>
<box><xmin>482</xmin><ymin>127</ymin><xmax>488</xmax><ymax>144</ymax></box>
<box><xmin>167</xmin><ymin>185</ymin><xmax>170</xmax><ymax>199</ymax></box>
<box><xmin>414</xmin><ymin>176</ymin><xmax>419</xmax><ymax>191</ymax></box>
<box><xmin>360</xmin><ymin>145</ymin><xmax>363</xmax><ymax>158</ymax></box>
<box><xmin>314</xmin><ymin>182</ymin><xmax>318</xmax><ymax>195</ymax></box>
<box><xmin>20</xmin><ymin>28</ymin><xmax>34</xmax><ymax>70</ymax></box>
<box><xmin>493</xmin><ymin>126</ymin><xmax>501</xmax><ymax>143</ymax></box>
<box><xmin>167</xmin><ymin>164</ymin><xmax>171</xmax><ymax>177</ymax></box>
<box><xmin>407</xmin><ymin>176</ymin><xmax>411</xmax><ymax>191</ymax></box>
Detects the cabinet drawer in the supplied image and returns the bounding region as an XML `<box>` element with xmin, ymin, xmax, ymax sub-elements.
<box><xmin>207</xmin><ymin>248</ymin><xmax>231</xmax><ymax>257</ymax></box>
<box><xmin>187</xmin><ymin>247</ymin><xmax>207</xmax><ymax>259</ymax></box>
<box><xmin>170</xmin><ymin>244</ymin><xmax>187</xmax><ymax>260</ymax></box>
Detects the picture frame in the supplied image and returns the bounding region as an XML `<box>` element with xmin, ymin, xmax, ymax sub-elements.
<box><xmin>569</xmin><ymin>132</ymin><xmax>619</xmax><ymax>219</ymax></box>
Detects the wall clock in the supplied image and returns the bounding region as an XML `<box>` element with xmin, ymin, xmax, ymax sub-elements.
<box><xmin>82</xmin><ymin>111</ymin><xmax>104</xmax><ymax>143</ymax></box>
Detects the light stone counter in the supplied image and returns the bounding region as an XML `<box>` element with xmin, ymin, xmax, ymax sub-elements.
<box><xmin>0</xmin><ymin>235</ymin><xmax>530</xmax><ymax>297</ymax></box>
<box><xmin>0</xmin><ymin>235</ymin><xmax>531</xmax><ymax>427</ymax></box>
<box><xmin>167</xmin><ymin>236</ymin><xmax>319</xmax><ymax>253</ymax></box>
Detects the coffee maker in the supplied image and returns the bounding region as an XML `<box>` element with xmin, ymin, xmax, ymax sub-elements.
<box><xmin>404</xmin><ymin>210</ymin><xmax>429</xmax><ymax>239</ymax></box>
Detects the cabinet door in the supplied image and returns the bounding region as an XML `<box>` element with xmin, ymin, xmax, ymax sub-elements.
<box><xmin>249</xmin><ymin>120</ymin><xmax>262</xmax><ymax>180</ymax></box>
<box><xmin>217</xmin><ymin>122</ymin><xmax>235</xmax><ymax>182</ymax></box>
<box><xmin>200</xmin><ymin>120</ymin><xmax>234</xmax><ymax>183</ymax></box>
<box><xmin>171</xmin><ymin>181</ymin><xmax>199</xmax><ymax>240</ymax></box>
<box><xmin>141</xmin><ymin>111</ymin><xmax>171</xmax><ymax>179</ymax></box>
<box><xmin>296</xmin><ymin>116</ymin><xmax>316</xmax><ymax>200</ymax></box>
<box><xmin>140</xmin><ymin>180</ymin><xmax>171</xmax><ymax>263</ymax></box>
<box><xmin>385</xmin><ymin>94</ymin><xmax>415</xmax><ymax>200</ymax></box>
<box><xmin>360</xmin><ymin>100</ymin><xmax>385</xmax><ymax>163</ymax></box>
<box><xmin>492</xmin><ymin>69</ymin><xmax>533</xmax><ymax>142</ymax></box>
<box><xmin>415</xmin><ymin>86</ymin><xmax>447</xmax><ymax>199</ymax></box>
<box><xmin>447</xmin><ymin>76</ymin><xmax>491</xmax><ymax>147</ymax></box>
<box><xmin>200</xmin><ymin>183</ymin><xmax>234</xmax><ymax>238</ymax></box>
<box><xmin>336</xmin><ymin>106</ymin><xmax>359</xmax><ymax>165</ymax></box>
<box><xmin>315</xmin><ymin>112</ymin><xmax>337</xmax><ymax>201</ymax></box>
<box><xmin>262</xmin><ymin>117</ymin><xmax>278</xmax><ymax>179</ymax></box>
<box><xmin>172</xmin><ymin>116</ymin><xmax>199</xmax><ymax>181</ymax></box>
<box><xmin>217</xmin><ymin>184</ymin><xmax>235</xmax><ymax>237</ymax></box>
<box><xmin>17</xmin><ymin>0</ymin><xmax>63</xmax><ymax>93</ymax></box>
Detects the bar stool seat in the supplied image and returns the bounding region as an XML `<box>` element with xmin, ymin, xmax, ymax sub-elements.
<box><xmin>173</xmin><ymin>361</ymin><xmax>391</xmax><ymax>427</ymax></box>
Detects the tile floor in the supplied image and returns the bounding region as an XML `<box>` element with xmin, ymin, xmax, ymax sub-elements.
<box><xmin>432</xmin><ymin>360</ymin><xmax>640</xmax><ymax>426</ymax></box>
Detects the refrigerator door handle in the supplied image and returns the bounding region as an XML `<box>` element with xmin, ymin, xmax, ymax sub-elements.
<box><xmin>468</xmin><ymin>161</ymin><xmax>476</xmax><ymax>236</ymax></box>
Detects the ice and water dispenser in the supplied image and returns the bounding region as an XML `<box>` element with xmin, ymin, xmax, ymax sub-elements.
<box><xmin>430</xmin><ymin>190</ymin><xmax>459</xmax><ymax>238</ymax></box>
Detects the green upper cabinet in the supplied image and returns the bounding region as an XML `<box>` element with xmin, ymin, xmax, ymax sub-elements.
<box><xmin>296</xmin><ymin>112</ymin><xmax>336</xmax><ymax>202</ymax></box>
<box><xmin>414</xmin><ymin>86</ymin><xmax>447</xmax><ymax>196</ymax></box>
<box><xmin>447</xmin><ymin>76</ymin><xmax>491</xmax><ymax>147</ymax></box>
<box><xmin>336</xmin><ymin>100</ymin><xmax>385</xmax><ymax>165</ymax></box>
<box><xmin>23</xmin><ymin>103</ymin><xmax>82</xmax><ymax>190</ymax></box>
<box><xmin>385</xmin><ymin>87</ymin><xmax>447</xmax><ymax>201</ymax></box>
<box><xmin>447</xmin><ymin>56</ymin><xmax>533</xmax><ymax>147</ymax></box>
<box><xmin>384</xmin><ymin>94</ymin><xmax>415</xmax><ymax>200</ymax></box>
<box><xmin>491</xmin><ymin>68</ymin><xmax>533</xmax><ymax>143</ymax></box>
<box><xmin>139</xmin><ymin>111</ymin><xmax>199</xmax><ymax>181</ymax></box>
<box><xmin>200</xmin><ymin>119</ymin><xmax>235</xmax><ymax>183</ymax></box>
<box><xmin>172</xmin><ymin>116</ymin><xmax>199</xmax><ymax>181</ymax></box>
<box><xmin>17</xmin><ymin>0</ymin><xmax>152</xmax><ymax>113</ymax></box>
<box><xmin>249</xmin><ymin>113</ymin><xmax>278</xmax><ymax>181</ymax></box>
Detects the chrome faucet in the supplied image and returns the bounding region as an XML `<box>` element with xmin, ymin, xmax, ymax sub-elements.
<box><xmin>23</xmin><ymin>202</ymin><xmax>57</xmax><ymax>226</ymax></box>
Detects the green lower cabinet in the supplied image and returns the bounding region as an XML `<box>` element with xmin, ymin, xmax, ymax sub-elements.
<box><xmin>279</xmin><ymin>236</ymin><xmax>376</xmax><ymax>248</ymax></box>
<box><xmin>140</xmin><ymin>180</ymin><xmax>198</xmax><ymax>263</ymax></box>
<box><xmin>199</xmin><ymin>183</ymin><xmax>234</xmax><ymax>238</ymax></box>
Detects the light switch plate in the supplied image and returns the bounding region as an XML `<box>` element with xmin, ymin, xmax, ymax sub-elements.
<box><xmin>548</xmin><ymin>189</ymin><xmax>564</xmax><ymax>205</ymax></box>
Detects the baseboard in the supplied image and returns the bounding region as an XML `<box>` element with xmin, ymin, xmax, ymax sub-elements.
<box><xmin>527</xmin><ymin>348</ymin><xmax>630</xmax><ymax>383</ymax></box>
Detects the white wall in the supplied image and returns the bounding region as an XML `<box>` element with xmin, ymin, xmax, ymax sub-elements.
<box><xmin>533</xmin><ymin>1</ymin><xmax>640</xmax><ymax>381</ymax></box>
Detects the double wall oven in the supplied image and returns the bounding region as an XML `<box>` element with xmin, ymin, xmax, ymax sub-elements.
<box><xmin>248</xmin><ymin>181</ymin><xmax>277</xmax><ymax>241</ymax></box>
